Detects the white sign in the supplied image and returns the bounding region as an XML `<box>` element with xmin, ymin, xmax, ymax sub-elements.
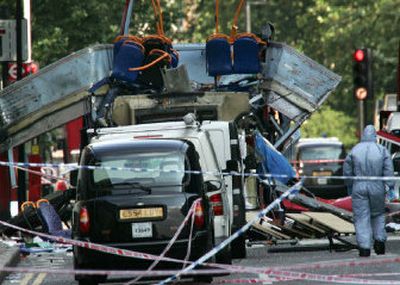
<box><xmin>132</xmin><ymin>222</ymin><xmax>153</xmax><ymax>238</ymax></box>
<box><xmin>7</xmin><ymin>62</ymin><xmax>36</xmax><ymax>81</ymax></box>
<box><xmin>0</xmin><ymin>19</ymin><xmax>28</xmax><ymax>62</ymax></box>
<box><xmin>8</xmin><ymin>63</ymin><xmax>17</xmax><ymax>79</ymax></box>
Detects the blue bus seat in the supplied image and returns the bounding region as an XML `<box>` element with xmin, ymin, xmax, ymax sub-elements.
<box><xmin>170</xmin><ymin>49</ymin><xmax>179</xmax><ymax>68</ymax></box>
<box><xmin>206</xmin><ymin>34</ymin><xmax>232</xmax><ymax>76</ymax></box>
<box><xmin>113</xmin><ymin>35</ymin><xmax>142</xmax><ymax>63</ymax></box>
<box><xmin>112</xmin><ymin>40</ymin><xmax>145</xmax><ymax>83</ymax></box>
<box><xmin>37</xmin><ymin>203</ymin><xmax>71</xmax><ymax>239</ymax></box>
<box><xmin>233</xmin><ymin>34</ymin><xmax>262</xmax><ymax>74</ymax></box>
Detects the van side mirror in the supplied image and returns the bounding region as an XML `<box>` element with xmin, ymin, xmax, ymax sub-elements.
<box><xmin>69</xmin><ymin>169</ymin><xmax>78</xmax><ymax>187</ymax></box>
<box><xmin>394</xmin><ymin>158</ymin><xmax>400</xmax><ymax>174</ymax></box>
<box><xmin>224</xmin><ymin>159</ymin><xmax>238</xmax><ymax>173</ymax></box>
<box><xmin>205</xmin><ymin>180</ymin><xmax>222</xmax><ymax>192</ymax></box>
<box><xmin>392</xmin><ymin>152</ymin><xmax>400</xmax><ymax>174</ymax></box>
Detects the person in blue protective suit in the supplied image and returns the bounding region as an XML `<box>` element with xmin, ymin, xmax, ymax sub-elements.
<box><xmin>343</xmin><ymin>125</ymin><xmax>394</xmax><ymax>257</ymax></box>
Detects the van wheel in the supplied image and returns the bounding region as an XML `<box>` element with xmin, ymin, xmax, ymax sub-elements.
<box><xmin>215</xmin><ymin>241</ymin><xmax>232</xmax><ymax>264</ymax></box>
<box><xmin>206</xmin><ymin>227</ymin><xmax>216</xmax><ymax>263</ymax></box>
<box><xmin>231</xmin><ymin>235</ymin><xmax>246</xmax><ymax>259</ymax></box>
<box><xmin>193</xmin><ymin>275</ymin><xmax>213</xmax><ymax>283</ymax></box>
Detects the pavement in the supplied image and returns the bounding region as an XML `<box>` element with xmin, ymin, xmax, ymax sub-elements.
<box><xmin>0</xmin><ymin>241</ymin><xmax>20</xmax><ymax>283</ymax></box>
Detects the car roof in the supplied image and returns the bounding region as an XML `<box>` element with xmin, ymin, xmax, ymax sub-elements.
<box><xmin>88</xmin><ymin>139</ymin><xmax>188</xmax><ymax>155</ymax></box>
<box><xmin>387</xmin><ymin>112</ymin><xmax>400</xmax><ymax>132</ymax></box>
<box><xmin>297</xmin><ymin>137</ymin><xmax>343</xmax><ymax>148</ymax></box>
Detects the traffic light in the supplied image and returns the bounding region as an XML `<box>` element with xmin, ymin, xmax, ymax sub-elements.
<box><xmin>353</xmin><ymin>48</ymin><xmax>372</xmax><ymax>100</ymax></box>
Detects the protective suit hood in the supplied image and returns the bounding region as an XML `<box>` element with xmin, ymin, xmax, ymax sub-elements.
<box><xmin>361</xmin><ymin>125</ymin><xmax>377</xmax><ymax>142</ymax></box>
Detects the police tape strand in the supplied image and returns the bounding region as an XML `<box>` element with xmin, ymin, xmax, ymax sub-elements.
<box><xmin>2</xmin><ymin>266</ymin><xmax>400</xmax><ymax>284</ymax></box>
<box><xmin>264</xmin><ymin>269</ymin><xmax>400</xmax><ymax>284</ymax></box>
<box><xmin>0</xmin><ymin>183</ymin><xmax>303</xmax><ymax>283</ymax></box>
<box><xmin>0</xmin><ymin>163</ymin><xmax>397</xmax><ymax>284</ymax></box>
<box><xmin>0</xmin><ymin>219</ymin><xmax>191</xmax><ymax>266</ymax></box>
<box><xmin>279</xmin><ymin>256</ymin><xmax>400</xmax><ymax>272</ymax></box>
<box><xmin>156</xmin><ymin>181</ymin><xmax>303</xmax><ymax>285</ymax></box>
<box><xmin>15</xmin><ymin>165</ymin><xmax>67</xmax><ymax>182</ymax></box>
<box><xmin>193</xmin><ymin>256</ymin><xmax>400</xmax><ymax>284</ymax></box>
<box><xmin>1</xmin><ymin>160</ymin><xmax>400</xmax><ymax>182</ymax></box>
<box><xmin>2</xmin><ymin>214</ymin><xmax>400</xmax><ymax>284</ymax></box>
<box><xmin>0</xmin><ymin>266</ymin><xmax>228</xmax><ymax>277</ymax></box>
<box><xmin>1</xmin><ymin>176</ymin><xmax>400</xmax><ymax>283</ymax></box>
<box><xmin>290</xmin><ymin>159</ymin><xmax>345</xmax><ymax>164</ymax></box>
<box><xmin>343</xmin><ymin>273</ymin><xmax>400</xmax><ymax>278</ymax></box>
<box><xmin>1</xmin><ymin>266</ymin><xmax>400</xmax><ymax>285</ymax></box>
<box><xmin>213</xmin><ymin>272</ymin><xmax>400</xmax><ymax>284</ymax></box>
<box><xmin>214</xmin><ymin>272</ymin><xmax>400</xmax><ymax>285</ymax></box>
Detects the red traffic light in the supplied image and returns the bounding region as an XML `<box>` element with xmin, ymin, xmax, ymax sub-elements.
<box><xmin>354</xmin><ymin>49</ymin><xmax>365</xmax><ymax>62</ymax></box>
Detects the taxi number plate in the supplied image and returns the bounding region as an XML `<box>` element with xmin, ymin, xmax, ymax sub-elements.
<box><xmin>120</xmin><ymin>207</ymin><xmax>163</xmax><ymax>220</ymax></box>
<box><xmin>132</xmin><ymin>222</ymin><xmax>153</xmax><ymax>238</ymax></box>
<box><xmin>312</xmin><ymin>171</ymin><xmax>332</xmax><ymax>176</ymax></box>
<box><xmin>317</xmin><ymin>178</ymin><xmax>328</xmax><ymax>185</ymax></box>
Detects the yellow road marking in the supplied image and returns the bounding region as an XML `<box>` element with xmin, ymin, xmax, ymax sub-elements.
<box><xmin>32</xmin><ymin>273</ymin><xmax>47</xmax><ymax>285</ymax></box>
<box><xmin>20</xmin><ymin>273</ymin><xmax>34</xmax><ymax>285</ymax></box>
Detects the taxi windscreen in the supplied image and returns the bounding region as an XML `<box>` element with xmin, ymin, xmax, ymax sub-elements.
<box><xmin>90</xmin><ymin>151</ymin><xmax>186</xmax><ymax>189</ymax></box>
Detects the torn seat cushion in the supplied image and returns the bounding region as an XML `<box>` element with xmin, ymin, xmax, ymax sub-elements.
<box><xmin>142</xmin><ymin>36</ymin><xmax>179</xmax><ymax>68</ymax></box>
<box><xmin>112</xmin><ymin>40</ymin><xmax>145</xmax><ymax>83</ymax></box>
<box><xmin>37</xmin><ymin>203</ymin><xmax>71</xmax><ymax>238</ymax></box>
<box><xmin>136</xmin><ymin>49</ymin><xmax>172</xmax><ymax>89</ymax></box>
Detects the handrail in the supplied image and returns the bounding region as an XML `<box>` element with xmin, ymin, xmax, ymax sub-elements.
<box><xmin>21</xmin><ymin>201</ymin><xmax>36</xmax><ymax>212</ymax></box>
<box><xmin>128</xmin><ymin>49</ymin><xmax>171</xmax><ymax>71</ymax></box>
<box><xmin>230</xmin><ymin>0</ymin><xmax>246</xmax><ymax>39</ymax></box>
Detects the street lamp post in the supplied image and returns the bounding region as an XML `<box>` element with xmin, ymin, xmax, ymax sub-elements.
<box><xmin>245</xmin><ymin>0</ymin><xmax>267</xmax><ymax>33</ymax></box>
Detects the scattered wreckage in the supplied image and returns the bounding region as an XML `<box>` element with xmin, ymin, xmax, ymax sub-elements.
<box><xmin>4</xmin><ymin>0</ymin><xmax>398</xmax><ymax>255</ymax></box>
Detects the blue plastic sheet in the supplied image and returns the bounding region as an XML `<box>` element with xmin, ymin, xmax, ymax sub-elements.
<box><xmin>255</xmin><ymin>132</ymin><xmax>295</xmax><ymax>184</ymax></box>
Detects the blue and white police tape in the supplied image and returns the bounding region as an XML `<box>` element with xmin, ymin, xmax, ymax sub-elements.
<box><xmin>0</xmin><ymin>160</ymin><xmax>77</xmax><ymax>169</ymax></box>
<box><xmin>14</xmin><ymin>165</ymin><xmax>67</xmax><ymax>181</ymax></box>
<box><xmin>156</xmin><ymin>180</ymin><xmax>303</xmax><ymax>285</ymax></box>
<box><xmin>1</xmin><ymin>160</ymin><xmax>400</xmax><ymax>182</ymax></box>
<box><xmin>3</xmin><ymin>217</ymin><xmax>400</xmax><ymax>284</ymax></box>
<box><xmin>0</xmin><ymin>266</ymin><xmax>229</xmax><ymax>277</ymax></box>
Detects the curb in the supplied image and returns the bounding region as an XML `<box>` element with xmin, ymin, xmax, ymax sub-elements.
<box><xmin>0</xmin><ymin>247</ymin><xmax>20</xmax><ymax>283</ymax></box>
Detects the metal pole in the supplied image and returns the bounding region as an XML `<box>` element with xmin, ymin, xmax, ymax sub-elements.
<box><xmin>397</xmin><ymin>41</ymin><xmax>400</xmax><ymax>108</ymax></box>
<box><xmin>16</xmin><ymin>0</ymin><xmax>27</xmax><ymax>205</ymax></box>
<box><xmin>16</xmin><ymin>0</ymin><xmax>22</xmax><ymax>80</ymax></box>
<box><xmin>1</xmin><ymin>62</ymin><xmax>7</xmax><ymax>88</ymax></box>
<box><xmin>358</xmin><ymin>100</ymin><xmax>365</xmax><ymax>140</ymax></box>
<box><xmin>245</xmin><ymin>2</ymin><xmax>251</xmax><ymax>33</ymax></box>
<box><xmin>23</xmin><ymin>0</ymin><xmax>31</xmax><ymax>62</ymax></box>
<box><xmin>123</xmin><ymin>0</ymin><xmax>134</xmax><ymax>35</ymax></box>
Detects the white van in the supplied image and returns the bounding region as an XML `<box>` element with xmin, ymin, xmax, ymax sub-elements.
<box><xmin>88</xmin><ymin>117</ymin><xmax>247</xmax><ymax>260</ymax></box>
<box><xmin>386</xmin><ymin>112</ymin><xmax>400</xmax><ymax>136</ymax></box>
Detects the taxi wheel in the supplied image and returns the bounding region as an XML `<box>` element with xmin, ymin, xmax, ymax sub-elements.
<box><xmin>207</xmin><ymin>225</ymin><xmax>216</xmax><ymax>263</ymax></box>
<box><xmin>193</xmin><ymin>224</ymin><xmax>214</xmax><ymax>283</ymax></box>
<box><xmin>215</xmin><ymin>242</ymin><xmax>232</xmax><ymax>264</ymax></box>
<box><xmin>78</xmin><ymin>278</ymin><xmax>98</xmax><ymax>285</ymax></box>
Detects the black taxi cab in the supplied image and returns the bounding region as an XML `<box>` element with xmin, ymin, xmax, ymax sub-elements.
<box><xmin>72</xmin><ymin>139</ymin><xmax>216</xmax><ymax>285</ymax></box>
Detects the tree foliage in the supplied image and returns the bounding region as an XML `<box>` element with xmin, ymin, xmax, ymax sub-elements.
<box><xmin>300</xmin><ymin>105</ymin><xmax>358</xmax><ymax>149</ymax></box>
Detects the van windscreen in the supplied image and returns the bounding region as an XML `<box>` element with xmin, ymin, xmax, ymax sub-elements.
<box><xmin>299</xmin><ymin>145</ymin><xmax>343</xmax><ymax>161</ymax></box>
